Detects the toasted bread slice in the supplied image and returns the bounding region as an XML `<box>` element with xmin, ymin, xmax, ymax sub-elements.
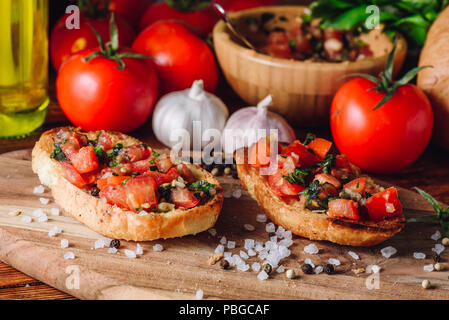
<box><xmin>32</xmin><ymin>127</ymin><xmax>224</xmax><ymax>241</ymax></box>
<box><xmin>235</xmin><ymin>147</ymin><xmax>405</xmax><ymax>247</ymax></box>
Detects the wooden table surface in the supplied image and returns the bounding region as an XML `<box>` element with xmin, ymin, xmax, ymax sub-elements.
<box><xmin>1</xmin><ymin>82</ymin><xmax>448</xmax><ymax>300</ymax></box>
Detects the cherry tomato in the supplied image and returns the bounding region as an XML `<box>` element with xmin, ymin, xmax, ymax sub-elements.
<box><xmin>50</xmin><ymin>13</ymin><xmax>135</xmax><ymax>71</ymax></box>
<box><xmin>105</xmin><ymin>0</ymin><xmax>155</xmax><ymax>29</ymax></box>
<box><xmin>170</xmin><ymin>188</ymin><xmax>201</xmax><ymax>209</ymax></box>
<box><xmin>365</xmin><ymin>187</ymin><xmax>402</xmax><ymax>222</ymax></box>
<box><xmin>56</xmin><ymin>48</ymin><xmax>158</xmax><ymax>133</ymax></box>
<box><xmin>132</xmin><ymin>20</ymin><xmax>219</xmax><ymax>95</ymax></box>
<box><xmin>69</xmin><ymin>146</ymin><xmax>99</xmax><ymax>173</ymax></box>
<box><xmin>331</xmin><ymin>77</ymin><xmax>433</xmax><ymax>173</ymax></box>
<box><xmin>139</xmin><ymin>2</ymin><xmax>218</xmax><ymax>35</ymax></box>
<box><xmin>216</xmin><ymin>0</ymin><xmax>278</xmax><ymax>12</ymax></box>
<box><xmin>328</xmin><ymin>199</ymin><xmax>360</xmax><ymax>220</ymax></box>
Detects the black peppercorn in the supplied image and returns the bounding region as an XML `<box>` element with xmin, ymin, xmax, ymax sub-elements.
<box><xmin>433</xmin><ymin>253</ymin><xmax>441</xmax><ymax>263</ymax></box>
<box><xmin>301</xmin><ymin>263</ymin><xmax>313</xmax><ymax>274</ymax></box>
<box><xmin>263</xmin><ymin>263</ymin><xmax>272</xmax><ymax>274</ymax></box>
<box><xmin>90</xmin><ymin>185</ymin><xmax>100</xmax><ymax>197</ymax></box>
<box><xmin>232</xmin><ymin>172</ymin><xmax>239</xmax><ymax>180</ymax></box>
<box><xmin>110</xmin><ymin>239</ymin><xmax>120</xmax><ymax>249</ymax></box>
<box><xmin>324</xmin><ymin>264</ymin><xmax>335</xmax><ymax>275</ymax></box>
<box><xmin>219</xmin><ymin>259</ymin><xmax>230</xmax><ymax>270</ymax></box>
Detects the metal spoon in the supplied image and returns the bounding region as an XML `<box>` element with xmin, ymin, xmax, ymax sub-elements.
<box><xmin>211</xmin><ymin>3</ymin><xmax>257</xmax><ymax>51</ymax></box>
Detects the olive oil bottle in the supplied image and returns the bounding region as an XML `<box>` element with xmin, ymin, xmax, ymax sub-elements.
<box><xmin>0</xmin><ymin>0</ymin><xmax>49</xmax><ymax>138</ymax></box>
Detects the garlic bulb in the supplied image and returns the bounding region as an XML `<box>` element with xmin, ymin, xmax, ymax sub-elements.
<box><xmin>221</xmin><ymin>95</ymin><xmax>295</xmax><ymax>154</ymax></box>
<box><xmin>152</xmin><ymin>80</ymin><xmax>229</xmax><ymax>150</ymax></box>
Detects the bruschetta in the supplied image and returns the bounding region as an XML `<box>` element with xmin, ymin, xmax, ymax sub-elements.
<box><xmin>32</xmin><ymin>127</ymin><xmax>223</xmax><ymax>241</ymax></box>
<box><xmin>235</xmin><ymin>134</ymin><xmax>405</xmax><ymax>246</ymax></box>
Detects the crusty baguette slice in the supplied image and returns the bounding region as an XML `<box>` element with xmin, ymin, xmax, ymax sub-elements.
<box><xmin>235</xmin><ymin>148</ymin><xmax>405</xmax><ymax>247</ymax></box>
<box><xmin>32</xmin><ymin>127</ymin><xmax>224</xmax><ymax>241</ymax></box>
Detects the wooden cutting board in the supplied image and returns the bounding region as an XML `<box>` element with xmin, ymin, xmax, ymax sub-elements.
<box><xmin>0</xmin><ymin>149</ymin><xmax>448</xmax><ymax>300</ymax></box>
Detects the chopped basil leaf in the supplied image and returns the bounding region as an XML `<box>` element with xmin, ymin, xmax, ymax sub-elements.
<box><xmin>121</xmin><ymin>179</ymin><xmax>129</xmax><ymax>185</ymax></box>
<box><xmin>190</xmin><ymin>180</ymin><xmax>215</xmax><ymax>197</ymax></box>
<box><xmin>283</xmin><ymin>167</ymin><xmax>311</xmax><ymax>186</ymax></box>
<box><xmin>316</xmin><ymin>154</ymin><xmax>336</xmax><ymax>174</ymax></box>
<box><xmin>303</xmin><ymin>133</ymin><xmax>316</xmax><ymax>145</ymax></box>
<box><xmin>50</xmin><ymin>146</ymin><xmax>68</xmax><ymax>162</ymax></box>
<box><xmin>152</xmin><ymin>150</ymin><xmax>160</xmax><ymax>158</ymax></box>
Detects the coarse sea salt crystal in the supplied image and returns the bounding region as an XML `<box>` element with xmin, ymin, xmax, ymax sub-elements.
<box><xmin>305</xmin><ymin>258</ymin><xmax>315</xmax><ymax>268</ymax></box>
<box><xmin>314</xmin><ymin>266</ymin><xmax>324</xmax><ymax>274</ymax></box>
<box><xmin>224</xmin><ymin>252</ymin><xmax>232</xmax><ymax>258</ymax></box>
<box><xmin>38</xmin><ymin>215</ymin><xmax>48</xmax><ymax>223</ymax></box>
<box><xmin>94</xmin><ymin>239</ymin><xmax>105</xmax><ymax>249</ymax></box>
<box><xmin>240</xmin><ymin>250</ymin><xmax>249</xmax><ymax>260</ymax></box>
<box><xmin>220</xmin><ymin>236</ymin><xmax>227</xmax><ymax>245</ymax></box>
<box><xmin>248</xmin><ymin>249</ymin><xmax>257</xmax><ymax>257</ymax></box>
<box><xmin>265</xmin><ymin>223</ymin><xmax>275</xmax><ymax>233</ymax></box>
<box><xmin>21</xmin><ymin>215</ymin><xmax>32</xmax><ymax>223</ymax></box>
<box><xmin>278</xmin><ymin>245</ymin><xmax>290</xmax><ymax>259</ymax></box>
<box><xmin>283</xmin><ymin>230</ymin><xmax>292</xmax><ymax>240</ymax></box>
<box><xmin>432</xmin><ymin>243</ymin><xmax>445</xmax><ymax>255</ymax></box>
<box><xmin>124</xmin><ymin>249</ymin><xmax>136</xmax><ymax>258</ymax></box>
<box><xmin>60</xmin><ymin>239</ymin><xmax>69</xmax><ymax>248</ymax></box>
<box><xmin>48</xmin><ymin>225</ymin><xmax>62</xmax><ymax>237</ymax></box>
<box><xmin>276</xmin><ymin>266</ymin><xmax>285</xmax><ymax>273</ymax></box>
<box><xmin>32</xmin><ymin>209</ymin><xmax>44</xmax><ymax>217</ymax></box>
<box><xmin>304</xmin><ymin>244</ymin><xmax>319</xmax><ymax>254</ymax></box>
<box><xmin>153</xmin><ymin>244</ymin><xmax>164</xmax><ymax>252</ymax></box>
<box><xmin>232</xmin><ymin>189</ymin><xmax>242</xmax><ymax>199</ymax></box>
<box><xmin>33</xmin><ymin>185</ymin><xmax>45</xmax><ymax>194</ymax></box>
<box><xmin>39</xmin><ymin>197</ymin><xmax>50</xmax><ymax>205</ymax></box>
<box><xmin>244</xmin><ymin>224</ymin><xmax>255</xmax><ymax>231</ymax></box>
<box><xmin>136</xmin><ymin>243</ymin><xmax>143</xmax><ymax>255</ymax></box>
<box><xmin>244</xmin><ymin>239</ymin><xmax>255</xmax><ymax>250</ymax></box>
<box><xmin>431</xmin><ymin>230</ymin><xmax>442</xmax><ymax>241</ymax></box>
<box><xmin>329</xmin><ymin>258</ymin><xmax>341</xmax><ymax>266</ymax></box>
<box><xmin>50</xmin><ymin>208</ymin><xmax>60</xmax><ymax>216</ymax></box>
<box><xmin>348</xmin><ymin>251</ymin><xmax>360</xmax><ymax>260</ymax></box>
<box><xmin>195</xmin><ymin>289</ymin><xmax>203</xmax><ymax>300</ymax></box>
<box><xmin>381</xmin><ymin>246</ymin><xmax>397</xmax><ymax>258</ymax></box>
<box><xmin>367</xmin><ymin>265</ymin><xmax>381</xmax><ymax>273</ymax></box>
<box><xmin>237</xmin><ymin>263</ymin><xmax>250</xmax><ymax>272</ymax></box>
<box><xmin>108</xmin><ymin>247</ymin><xmax>118</xmax><ymax>254</ymax></box>
<box><xmin>276</xmin><ymin>226</ymin><xmax>285</xmax><ymax>238</ymax></box>
<box><xmin>252</xmin><ymin>262</ymin><xmax>261</xmax><ymax>272</ymax></box>
<box><xmin>279</xmin><ymin>239</ymin><xmax>293</xmax><ymax>248</ymax></box>
<box><xmin>256</xmin><ymin>214</ymin><xmax>267</xmax><ymax>223</ymax></box>
<box><xmin>413</xmin><ymin>252</ymin><xmax>426</xmax><ymax>260</ymax></box>
<box><xmin>270</xmin><ymin>235</ymin><xmax>277</xmax><ymax>243</ymax></box>
<box><xmin>424</xmin><ymin>264</ymin><xmax>434</xmax><ymax>272</ymax></box>
<box><xmin>208</xmin><ymin>228</ymin><xmax>217</xmax><ymax>237</ymax></box>
<box><xmin>257</xmin><ymin>271</ymin><xmax>269</xmax><ymax>280</ymax></box>
<box><xmin>215</xmin><ymin>244</ymin><xmax>224</xmax><ymax>254</ymax></box>
<box><xmin>64</xmin><ymin>252</ymin><xmax>75</xmax><ymax>260</ymax></box>
<box><xmin>227</xmin><ymin>241</ymin><xmax>236</xmax><ymax>249</ymax></box>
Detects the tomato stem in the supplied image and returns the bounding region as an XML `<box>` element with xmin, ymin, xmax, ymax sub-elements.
<box><xmin>83</xmin><ymin>14</ymin><xmax>152</xmax><ymax>71</ymax></box>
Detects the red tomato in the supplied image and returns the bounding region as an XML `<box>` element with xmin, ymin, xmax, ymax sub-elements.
<box><xmin>100</xmin><ymin>175</ymin><xmax>158</xmax><ymax>212</ymax></box>
<box><xmin>69</xmin><ymin>146</ymin><xmax>99</xmax><ymax>173</ymax></box>
<box><xmin>132</xmin><ymin>20</ymin><xmax>219</xmax><ymax>95</ymax></box>
<box><xmin>314</xmin><ymin>173</ymin><xmax>341</xmax><ymax>189</ymax></box>
<box><xmin>343</xmin><ymin>177</ymin><xmax>367</xmax><ymax>194</ymax></box>
<box><xmin>139</xmin><ymin>2</ymin><xmax>218</xmax><ymax>35</ymax></box>
<box><xmin>268</xmin><ymin>169</ymin><xmax>305</xmax><ymax>198</ymax></box>
<box><xmin>307</xmin><ymin>138</ymin><xmax>332</xmax><ymax>160</ymax></box>
<box><xmin>248</xmin><ymin>136</ymin><xmax>280</xmax><ymax>167</ymax></box>
<box><xmin>170</xmin><ymin>188</ymin><xmax>200</xmax><ymax>209</ymax></box>
<box><xmin>96</xmin><ymin>132</ymin><xmax>113</xmax><ymax>151</ymax></box>
<box><xmin>328</xmin><ymin>199</ymin><xmax>360</xmax><ymax>220</ymax></box>
<box><xmin>177</xmin><ymin>163</ymin><xmax>195</xmax><ymax>183</ymax></box>
<box><xmin>118</xmin><ymin>144</ymin><xmax>151</xmax><ymax>163</ymax></box>
<box><xmin>145</xmin><ymin>168</ymin><xmax>180</xmax><ymax>185</ymax></box>
<box><xmin>97</xmin><ymin>175</ymin><xmax>131</xmax><ymax>190</ymax></box>
<box><xmin>335</xmin><ymin>154</ymin><xmax>352</xmax><ymax>171</ymax></box>
<box><xmin>282</xmin><ymin>141</ymin><xmax>319</xmax><ymax>167</ymax></box>
<box><xmin>331</xmin><ymin>77</ymin><xmax>433</xmax><ymax>173</ymax></box>
<box><xmin>154</xmin><ymin>154</ymin><xmax>174</xmax><ymax>173</ymax></box>
<box><xmin>61</xmin><ymin>162</ymin><xmax>87</xmax><ymax>188</ymax></box>
<box><xmin>56</xmin><ymin>48</ymin><xmax>158</xmax><ymax>133</ymax></box>
<box><xmin>216</xmin><ymin>0</ymin><xmax>277</xmax><ymax>12</ymax></box>
<box><xmin>105</xmin><ymin>0</ymin><xmax>154</xmax><ymax>28</ymax></box>
<box><xmin>264</xmin><ymin>31</ymin><xmax>294</xmax><ymax>59</ymax></box>
<box><xmin>60</xmin><ymin>136</ymin><xmax>81</xmax><ymax>158</ymax></box>
<box><xmin>365</xmin><ymin>187</ymin><xmax>402</xmax><ymax>222</ymax></box>
<box><xmin>50</xmin><ymin>14</ymin><xmax>135</xmax><ymax>71</ymax></box>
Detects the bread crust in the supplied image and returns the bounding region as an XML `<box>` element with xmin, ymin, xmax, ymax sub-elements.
<box><xmin>32</xmin><ymin>127</ymin><xmax>224</xmax><ymax>241</ymax></box>
<box><xmin>235</xmin><ymin>148</ymin><xmax>405</xmax><ymax>246</ymax></box>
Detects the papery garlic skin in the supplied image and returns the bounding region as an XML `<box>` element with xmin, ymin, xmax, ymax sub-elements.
<box><xmin>221</xmin><ymin>95</ymin><xmax>295</xmax><ymax>154</ymax></box>
<box><xmin>152</xmin><ymin>80</ymin><xmax>229</xmax><ymax>150</ymax></box>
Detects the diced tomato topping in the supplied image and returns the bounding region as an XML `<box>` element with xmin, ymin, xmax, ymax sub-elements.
<box><xmin>307</xmin><ymin>138</ymin><xmax>332</xmax><ymax>160</ymax></box>
<box><xmin>365</xmin><ymin>187</ymin><xmax>402</xmax><ymax>222</ymax></box>
<box><xmin>154</xmin><ymin>153</ymin><xmax>174</xmax><ymax>173</ymax></box>
<box><xmin>170</xmin><ymin>188</ymin><xmax>200</xmax><ymax>209</ymax></box>
<box><xmin>268</xmin><ymin>168</ymin><xmax>305</xmax><ymax>198</ymax></box>
<box><xmin>96</xmin><ymin>132</ymin><xmax>113</xmax><ymax>151</ymax></box>
<box><xmin>281</xmin><ymin>156</ymin><xmax>297</xmax><ymax>174</ymax></box>
<box><xmin>61</xmin><ymin>162</ymin><xmax>87</xmax><ymax>188</ymax></box>
<box><xmin>144</xmin><ymin>167</ymin><xmax>179</xmax><ymax>185</ymax></box>
<box><xmin>176</xmin><ymin>163</ymin><xmax>195</xmax><ymax>183</ymax></box>
<box><xmin>97</xmin><ymin>175</ymin><xmax>131</xmax><ymax>190</ymax></box>
<box><xmin>282</xmin><ymin>140</ymin><xmax>319</xmax><ymax>167</ymax></box>
<box><xmin>328</xmin><ymin>199</ymin><xmax>360</xmax><ymax>220</ymax></box>
<box><xmin>344</xmin><ymin>177</ymin><xmax>366</xmax><ymax>194</ymax></box>
<box><xmin>314</xmin><ymin>173</ymin><xmax>341</xmax><ymax>189</ymax></box>
<box><xmin>69</xmin><ymin>146</ymin><xmax>99</xmax><ymax>173</ymax></box>
<box><xmin>81</xmin><ymin>170</ymin><xmax>100</xmax><ymax>185</ymax></box>
<box><xmin>286</xmin><ymin>24</ymin><xmax>313</xmax><ymax>55</ymax></box>
<box><xmin>60</xmin><ymin>136</ymin><xmax>81</xmax><ymax>158</ymax></box>
<box><xmin>100</xmin><ymin>175</ymin><xmax>158</xmax><ymax>212</ymax></box>
<box><xmin>249</xmin><ymin>136</ymin><xmax>280</xmax><ymax>167</ymax></box>
<box><xmin>118</xmin><ymin>144</ymin><xmax>151</xmax><ymax>163</ymax></box>
<box><xmin>264</xmin><ymin>31</ymin><xmax>295</xmax><ymax>59</ymax></box>
<box><xmin>318</xmin><ymin>183</ymin><xmax>339</xmax><ymax>199</ymax></box>
<box><xmin>129</xmin><ymin>159</ymin><xmax>152</xmax><ymax>173</ymax></box>
<box><xmin>335</xmin><ymin>154</ymin><xmax>352</xmax><ymax>171</ymax></box>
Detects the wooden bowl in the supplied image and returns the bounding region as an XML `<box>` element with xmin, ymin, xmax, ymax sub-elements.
<box><xmin>213</xmin><ymin>6</ymin><xmax>407</xmax><ymax>127</ymax></box>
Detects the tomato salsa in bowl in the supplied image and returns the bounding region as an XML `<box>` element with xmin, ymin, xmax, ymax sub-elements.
<box><xmin>212</xmin><ymin>6</ymin><xmax>407</xmax><ymax>127</ymax></box>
